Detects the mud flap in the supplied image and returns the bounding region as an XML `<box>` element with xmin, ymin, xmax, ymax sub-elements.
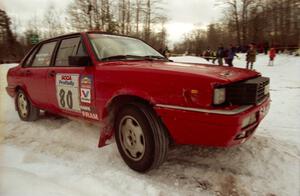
<box><xmin>98</xmin><ymin>125</ymin><xmax>114</xmax><ymax>147</ymax></box>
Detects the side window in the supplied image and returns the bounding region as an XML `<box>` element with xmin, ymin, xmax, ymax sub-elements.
<box><xmin>31</xmin><ymin>42</ymin><xmax>57</xmax><ymax>67</ymax></box>
<box><xmin>55</xmin><ymin>37</ymin><xmax>81</xmax><ymax>66</ymax></box>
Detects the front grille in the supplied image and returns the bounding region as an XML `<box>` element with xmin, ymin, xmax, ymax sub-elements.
<box><xmin>226</xmin><ymin>77</ymin><xmax>270</xmax><ymax>105</ymax></box>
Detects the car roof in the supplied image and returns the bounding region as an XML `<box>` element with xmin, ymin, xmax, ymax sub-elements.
<box><xmin>39</xmin><ymin>31</ymin><xmax>140</xmax><ymax>43</ymax></box>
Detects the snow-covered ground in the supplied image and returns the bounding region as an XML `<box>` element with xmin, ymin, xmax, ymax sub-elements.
<box><xmin>1</xmin><ymin>54</ymin><xmax>300</xmax><ymax>196</ymax></box>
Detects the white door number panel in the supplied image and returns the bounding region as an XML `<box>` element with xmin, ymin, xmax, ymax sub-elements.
<box><xmin>56</xmin><ymin>73</ymin><xmax>80</xmax><ymax>112</ymax></box>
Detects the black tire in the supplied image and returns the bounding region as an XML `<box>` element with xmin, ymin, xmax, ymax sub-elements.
<box><xmin>115</xmin><ymin>103</ymin><xmax>169</xmax><ymax>173</ymax></box>
<box><xmin>16</xmin><ymin>90</ymin><xmax>40</xmax><ymax>121</ymax></box>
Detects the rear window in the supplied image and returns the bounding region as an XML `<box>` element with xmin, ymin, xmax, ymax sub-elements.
<box><xmin>31</xmin><ymin>42</ymin><xmax>57</xmax><ymax>67</ymax></box>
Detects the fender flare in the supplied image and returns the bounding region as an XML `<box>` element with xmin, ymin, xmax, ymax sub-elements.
<box><xmin>98</xmin><ymin>88</ymin><xmax>156</xmax><ymax>147</ymax></box>
<box><xmin>101</xmin><ymin>88</ymin><xmax>156</xmax><ymax>120</ymax></box>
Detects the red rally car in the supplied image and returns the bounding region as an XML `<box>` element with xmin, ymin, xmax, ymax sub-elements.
<box><xmin>6</xmin><ymin>32</ymin><xmax>270</xmax><ymax>172</ymax></box>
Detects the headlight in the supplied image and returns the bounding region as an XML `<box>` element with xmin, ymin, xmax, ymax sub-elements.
<box><xmin>213</xmin><ymin>88</ymin><xmax>226</xmax><ymax>105</ymax></box>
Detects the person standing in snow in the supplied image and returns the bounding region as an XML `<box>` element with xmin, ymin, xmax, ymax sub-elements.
<box><xmin>246</xmin><ymin>43</ymin><xmax>256</xmax><ymax>69</ymax></box>
<box><xmin>203</xmin><ymin>48</ymin><xmax>211</xmax><ymax>62</ymax></box>
<box><xmin>216</xmin><ymin>45</ymin><xmax>225</xmax><ymax>65</ymax></box>
<box><xmin>212</xmin><ymin>50</ymin><xmax>217</xmax><ymax>64</ymax></box>
<box><xmin>162</xmin><ymin>47</ymin><xmax>170</xmax><ymax>58</ymax></box>
<box><xmin>225</xmin><ymin>45</ymin><xmax>238</xmax><ymax>67</ymax></box>
<box><xmin>268</xmin><ymin>47</ymin><xmax>276</xmax><ymax>66</ymax></box>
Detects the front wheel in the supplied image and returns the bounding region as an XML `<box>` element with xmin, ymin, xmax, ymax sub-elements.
<box><xmin>16</xmin><ymin>90</ymin><xmax>39</xmax><ymax>121</ymax></box>
<box><xmin>115</xmin><ymin>103</ymin><xmax>169</xmax><ymax>172</ymax></box>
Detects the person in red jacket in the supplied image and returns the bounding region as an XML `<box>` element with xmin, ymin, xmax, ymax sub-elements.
<box><xmin>268</xmin><ymin>48</ymin><xmax>276</xmax><ymax>66</ymax></box>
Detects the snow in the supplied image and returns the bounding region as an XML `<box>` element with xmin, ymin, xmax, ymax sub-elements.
<box><xmin>170</xmin><ymin>56</ymin><xmax>214</xmax><ymax>65</ymax></box>
<box><xmin>1</xmin><ymin>54</ymin><xmax>300</xmax><ymax>196</ymax></box>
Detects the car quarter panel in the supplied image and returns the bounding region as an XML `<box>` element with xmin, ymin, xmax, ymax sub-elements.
<box><xmin>6</xmin><ymin>65</ymin><xmax>21</xmax><ymax>97</ymax></box>
<box><xmin>6</xmin><ymin>65</ymin><xmax>49</xmax><ymax>109</ymax></box>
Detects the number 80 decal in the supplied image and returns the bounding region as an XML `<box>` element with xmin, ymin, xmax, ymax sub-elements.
<box><xmin>56</xmin><ymin>74</ymin><xmax>81</xmax><ymax>112</ymax></box>
<box><xmin>59</xmin><ymin>89</ymin><xmax>73</xmax><ymax>109</ymax></box>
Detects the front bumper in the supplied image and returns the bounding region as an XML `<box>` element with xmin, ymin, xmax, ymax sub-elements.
<box><xmin>154</xmin><ymin>98</ymin><xmax>270</xmax><ymax>147</ymax></box>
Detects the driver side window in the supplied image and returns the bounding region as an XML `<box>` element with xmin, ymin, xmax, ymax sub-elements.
<box><xmin>55</xmin><ymin>37</ymin><xmax>86</xmax><ymax>66</ymax></box>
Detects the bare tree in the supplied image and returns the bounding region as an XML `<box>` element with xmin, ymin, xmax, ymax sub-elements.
<box><xmin>135</xmin><ymin>0</ymin><xmax>143</xmax><ymax>35</ymax></box>
<box><xmin>224</xmin><ymin>0</ymin><xmax>241</xmax><ymax>45</ymax></box>
<box><xmin>68</xmin><ymin>0</ymin><xmax>93</xmax><ymax>31</ymax></box>
<box><xmin>43</xmin><ymin>5</ymin><xmax>65</xmax><ymax>38</ymax></box>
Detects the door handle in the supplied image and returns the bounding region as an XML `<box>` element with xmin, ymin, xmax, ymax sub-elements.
<box><xmin>48</xmin><ymin>70</ymin><xmax>56</xmax><ymax>77</ymax></box>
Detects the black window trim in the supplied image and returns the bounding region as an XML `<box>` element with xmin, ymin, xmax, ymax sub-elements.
<box><xmin>21</xmin><ymin>44</ymin><xmax>39</xmax><ymax>68</ymax></box>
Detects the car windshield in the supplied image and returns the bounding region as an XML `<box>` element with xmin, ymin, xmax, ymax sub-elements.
<box><xmin>88</xmin><ymin>33</ymin><xmax>165</xmax><ymax>61</ymax></box>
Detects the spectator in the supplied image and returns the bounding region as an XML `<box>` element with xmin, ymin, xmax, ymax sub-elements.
<box><xmin>203</xmin><ymin>48</ymin><xmax>211</xmax><ymax>62</ymax></box>
<box><xmin>246</xmin><ymin>43</ymin><xmax>257</xmax><ymax>69</ymax></box>
<box><xmin>211</xmin><ymin>50</ymin><xmax>217</xmax><ymax>64</ymax></box>
<box><xmin>162</xmin><ymin>47</ymin><xmax>170</xmax><ymax>58</ymax></box>
<box><xmin>216</xmin><ymin>45</ymin><xmax>225</xmax><ymax>65</ymax></box>
<box><xmin>268</xmin><ymin>47</ymin><xmax>276</xmax><ymax>66</ymax></box>
<box><xmin>225</xmin><ymin>45</ymin><xmax>238</xmax><ymax>67</ymax></box>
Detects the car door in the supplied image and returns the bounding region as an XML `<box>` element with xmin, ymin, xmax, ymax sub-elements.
<box><xmin>46</xmin><ymin>36</ymin><xmax>98</xmax><ymax>120</ymax></box>
<box><xmin>21</xmin><ymin>41</ymin><xmax>58</xmax><ymax>109</ymax></box>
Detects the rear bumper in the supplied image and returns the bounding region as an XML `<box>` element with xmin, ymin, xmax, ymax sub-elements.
<box><xmin>154</xmin><ymin>98</ymin><xmax>270</xmax><ymax>147</ymax></box>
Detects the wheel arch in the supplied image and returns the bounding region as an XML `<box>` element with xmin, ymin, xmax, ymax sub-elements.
<box><xmin>14</xmin><ymin>85</ymin><xmax>37</xmax><ymax>109</ymax></box>
<box><xmin>101</xmin><ymin>89</ymin><xmax>156</xmax><ymax>120</ymax></box>
<box><xmin>15</xmin><ymin>85</ymin><xmax>23</xmax><ymax>93</ymax></box>
<box><xmin>98</xmin><ymin>90</ymin><xmax>173</xmax><ymax>147</ymax></box>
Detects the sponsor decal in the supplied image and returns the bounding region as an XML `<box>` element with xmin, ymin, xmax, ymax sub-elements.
<box><xmin>80</xmin><ymin>75</ymin><xmax>93</xmax><ymax>104</ymax></box>
<box><xmin>82</xmin><ymin>111</ymin><xmax>99</xmax><ymax>120</ymax></box>
<box><xmin>58</xmin><ymin>74</ymin><xmax>75</xmax><ymax>86</ymax></box>
<box><xmin>80</xmin><ymin>88</ymin><xmax>91</xmax><ymax>103</ymax></box>
<box><xmin>80</xmin><ymin>105</ymin><xmax>91</xmax><ymax>111</ymax></box>
<box><xmin>61</xmin><ymin>75</ymin><xmax>72</xmax><ymax>80</ymax></box>
<box><xmin>80</xmin><ymin>75</ymin><xmax>92</xmax><ymax>89</ymax></box>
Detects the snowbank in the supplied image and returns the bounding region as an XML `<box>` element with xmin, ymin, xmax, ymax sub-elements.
<box><xmin>0</xmin><ymin>55</ymin><xmax>299</xmax><ymax>196</ymax></box>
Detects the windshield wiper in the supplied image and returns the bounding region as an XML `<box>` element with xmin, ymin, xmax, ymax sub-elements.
<box><xmin>143</xmin><ymin>55</ymin><xmax>167</xmax><ymax>60</ymax></box>
<box><xmin>101</xmin><ymin>55</ymin><xmax>167</xmax><ymax>62</ymax></box>
<box><xmin>101</xmin><ymin>55</ymin><xmax>144</xmax><ymax>61</ymax></box>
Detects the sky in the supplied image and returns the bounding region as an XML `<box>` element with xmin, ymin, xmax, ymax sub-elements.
<box><xmin>0</xmin><ymin>0</ymin><xmax>223</xmax><ymax>44</ymax></box>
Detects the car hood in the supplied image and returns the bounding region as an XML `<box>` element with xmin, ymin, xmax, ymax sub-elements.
<box><xmin>100</xmin><ymin>61</ymin><xmax>260</xmax><ymax>83</ymax></box>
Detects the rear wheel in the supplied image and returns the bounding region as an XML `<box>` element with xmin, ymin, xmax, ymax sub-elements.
<box><xmin>115</xmin><ymin>103</ymin><xmax>169</xmax><ymax>172</ymax></box>
<box><xmin>16</xmin><ymin>90</ymin><xmax>39</xmax><ymax>121</ymax></box>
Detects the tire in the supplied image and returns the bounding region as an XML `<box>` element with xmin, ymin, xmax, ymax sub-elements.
<box><xmin>115</xmin><ymin>103</ymin><xmax>169</xmax><ymax>173</ymax></box>
<box><xmin>16</xmin><ymin>90</ymin><xmax>40</xmax><ymax>121</ymax></box>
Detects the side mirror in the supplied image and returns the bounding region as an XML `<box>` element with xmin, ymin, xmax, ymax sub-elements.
<box><xmin>68</xmin><ymin>56</ymin><xmax>92</xmax><ymax>66</ymax></box>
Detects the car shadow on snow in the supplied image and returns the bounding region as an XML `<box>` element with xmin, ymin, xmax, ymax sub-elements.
<box><xmin>146</xmin><ymin>135</ymin><xmax>294</xmax><ymax>195</ymax></box>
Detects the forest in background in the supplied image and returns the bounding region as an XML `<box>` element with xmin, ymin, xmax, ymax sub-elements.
<box><xmin>174</xmin><ymin>0</ymin><xmax>300</xmax><ymax>55</ymax></box>
<box><xmin>0</xmin><ymin>0</ymin><xmax>299</xmax><ymax>62</ymax></box>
